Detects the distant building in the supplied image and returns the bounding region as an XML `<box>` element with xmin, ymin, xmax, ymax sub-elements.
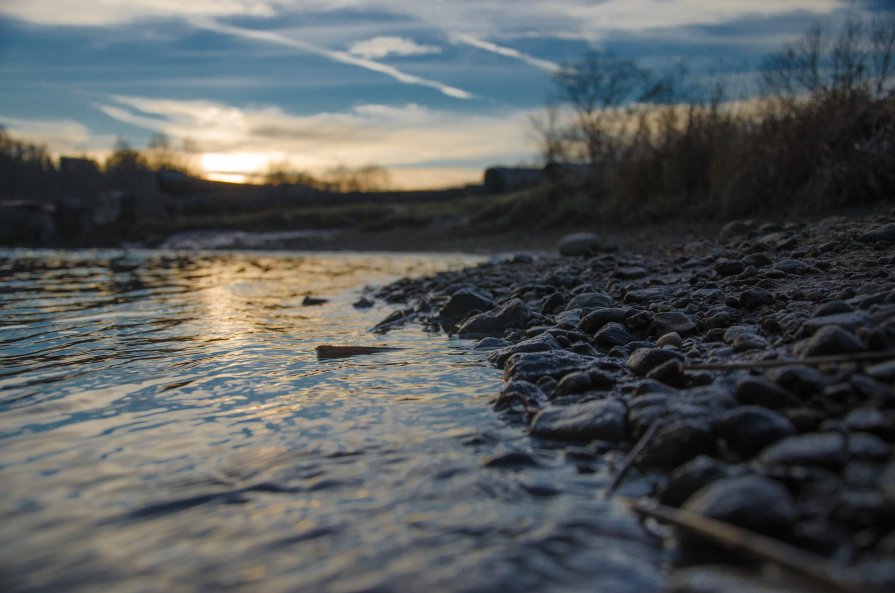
<box><xmin>483</xmin><ymin>167</ymin><xmax>542</xmax><ymax>194</ymax></box>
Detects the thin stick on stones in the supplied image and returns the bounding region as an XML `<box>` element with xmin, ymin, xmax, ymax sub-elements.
<box><xmin>624</xmin><ymin>499</ymin><xmax>870</xmax><ymax>593</ymax></box>
<box><xmin>683</xmin><ymin>350</ymin><xmax>895</xmax><ymax>371</ymax></box>
<box><xmin>605</xmin><ymin>420</ymin><xmax>660</xmax><ymax>499</ymax></box>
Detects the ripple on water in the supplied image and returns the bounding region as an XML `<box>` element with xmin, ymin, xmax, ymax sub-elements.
<box><xmin>0</xmin><ymin>249</ymin><xmax>664</xmax><ymax>593</ymax></box>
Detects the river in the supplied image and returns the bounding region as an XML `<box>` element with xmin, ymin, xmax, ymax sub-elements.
<box><xmin>0</xmin><ymin>249</ymin><xmax>663</xmax><ymax>593</ymax></box>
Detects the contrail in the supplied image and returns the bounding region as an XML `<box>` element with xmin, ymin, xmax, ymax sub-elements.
<box><xmin>451</xmin><ymin>33</ymin><xmax>562</xmax><ymax>74</ymax></box>
<box><xmin>192</xmin><ymin>18</ymin><xmax>474</xmax><ymax>100</ymax></box>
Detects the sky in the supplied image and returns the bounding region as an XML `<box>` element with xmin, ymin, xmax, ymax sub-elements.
<box><xmin>0</xmin><ymin>1</ymin><xmax>888</xmax><ymax>188</ymax></box>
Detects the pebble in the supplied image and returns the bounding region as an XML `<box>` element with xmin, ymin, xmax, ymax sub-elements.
<box><xmin>653</xmin><ymin>311</ymin><xmax>697</xmax><ymax>335</ymax></box>
<box><xmin>739</xmin><ymin>287</ymin><xmax>775</xmax><ymax>310</ymax></box>
<box><xmin>372</xmin><ymin>212</ymin><xmax>895</xmax><ymax>576</ymax></box>
<box><xmin>735</xmin><ymin>376</ymin><xmax>802</xmax><ymax>409</ymax></box>
<box><xmin>457</xmin><ymin>298</ymin><xmax>530</xmax><ymax>338</ymax></box>
<box><xmin>656</xmin><ymin>332</ymin><xmax>683</xmax><ymax>348</ymax></box>
<box><xmin>718</xmin><ymin>406</ymin><xmax>796</xmax><ymax>457</ymax></box>
<box><xmin>558</xmin><ymin>232</ymin><xmax>602</xmax><ymax>256</ymax></box>
<box><xmin>759</xmin><ymin>432</ymin><xmax>848</xmax><ymax>467</ymax></box>
<box><xmin>626</xmin><ymin>347</ymin><xmax>684</xmax><ymax>377</ymax></box>
<box><xmin>799</xmin><ymin>325</ymin><xmax>866</xmax><ymax>356</ymax></box>
<box><xmin>682</xmin><ymin>475</ymin><xmax>796</xmax><ymax>535</ymax></box>
<box><xmin>594</xmin><ymin>322</ymin><xmax>633</xmax><ymax>348</ymax></box>
<box><xmin>437</xmin><ymin>287</ymin><xmax>494</xmax><ymax>322</ymax></box>
<box><xmin>529</xmin><ymin>399</ymin><xmax>627</xmax><ymax>442</ymax></box>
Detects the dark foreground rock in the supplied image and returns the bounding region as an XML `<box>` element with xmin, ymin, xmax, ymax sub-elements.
<box><xmin>373</xmin><ymin>211</ymin><xmax>895</xmax><ymax>589</ymax></box>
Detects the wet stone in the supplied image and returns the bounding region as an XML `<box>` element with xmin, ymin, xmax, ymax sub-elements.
<box><xmin>457</xmin><ymin>298</ymin><xmax>530</xmax><ymax>339</ymax></box>
<box><xmin>718</xmin><ymin>406</ymin><xmax>796</xmax><ymax>458</ymax></box>
<box><xmin>640</xmin><ymin>419</ymin><xmax>715</xmax><ymax>470</ymax></box>
<box><xmin>735</xmin><ymin>376</ymin><xmax>802</xmax><ymax>409</ymax></box>
<box><xmin>731</xmin><ymin>333</ymin><xmax>769</xmax><ymax>352</ymax></box>
<box><xmin>578</xmin><ymin>307</ymin><xmax>628</xmax><ymax>333</ymax></box>
<box><xmin>487</xmin><ymin>333</ymin><xmax>562</xmax><ymax>368</ymax></box>
<box><xmin>529</xmin><ymin>399</ymin><xmax>627</xmax><ymax>443</ymax></box>
<box><xmin>800</xmin><ymin>325</ymin><xmax>866</xmax><ymax>357</ymax></box>
<box><xmin>813</xmin><ymin>300</ymin><xmax>854</xmax><ymax>317</ymax></box>
<box><xmin>565</xmin><ymin>291</ymin><xmax>613</xmax><ymax>311</ymax></box>
<box><xmin>848</xmin><ymin>432</ymin><xmax>891</xmax><ymax>460</ymax></box>
<box><xmin>503</xmin><ymin>350</ymin><xmax>595</xmax><ymax>383</ymax></box>
<box><xmin>659</xmin><ymin>456</ymin><xmax>733</xmax><ymax>508</ymax></box>
<box><xmin>682</xmin><ymin>475</ymin><xmax>796</xmax><ymax>536</ymax></box>
<box><xmin>714</xmin><ymin>259</ymin><xmax>745</xmax><ymax>276</ymax></box>
<box><xmin>558</xmin><ymin>232</ymin><xmax>602</xmax><ymax>256</ymax></box>
<box><xmin>657</xmin><ymin>332</ymin><xmax>683</xmax><ymax>349</ymax></box>
<box><xmin>437</xmin><ymin>287</ymin><xmax>494</xmax><ymax>323</ymax></box>
<box><xmin>654</xmin><ymin>311</ymin><xmax>696</xmax><ymax>336</ymax></box>
<box><xmin>759</xmin><ymin>432</ymin><xmax>848</xmax><ymax>468</ymax></box>
<box><xmin>627</xmin><ymin>347</ymin><xmax>685</xmax><ymax>377</ymax></box>
<box><xmin>494</xmin><ymin>380</ymin><xmax>548</xmax><ymax>409</ymax></box>
<box><xmin>767</xmin><ymin>365</ymin><xmax>829</xmax><ymax>397</ymax></box>
<box><xmin>860</xmin><ymin>222</ymin><xmax>895</xmax><ymax>243</ymax></box>
<box><xmin>739</xmin><ymin>287</ymin><xmax>775</xmax><ymax>310</ymax></box>
<box><xmin>802</xmin><ymin>311</ymin><xmax>873</xmax><ymax>335</ymax></box>
<box><xmin>774</xmin><ymin>259</ymin><xmax>812</xmax><ymax>275</ymax></box>
<box><xmin>594</xmin><ymin>322</ymin><xmax>633</xmax><ymax>349</ymax></box>
<box><xmin>624</xmin><ymin>287</ymin><xmax>670</xmax><ymax>305</ymax></box>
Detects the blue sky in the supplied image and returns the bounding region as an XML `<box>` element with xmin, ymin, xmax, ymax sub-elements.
<box><xmin>0</xmin><ymin>1</ymin><xmax>884</xmax><ymax>187</ymax></box>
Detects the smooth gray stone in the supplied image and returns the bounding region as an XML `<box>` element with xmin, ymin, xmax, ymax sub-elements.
<box><xmin>529</xmin><ymin>399</ymin><xmax>627</xmax><ymax>443</ymax></box>
<box><xmin>759</xmin><ymin>432</ymin><xmax>848</xmax><ymax>467</ymax></box>
<box><xmin>457</xmin><ymin>298</ymin><xmax>530</xmax><ymax>338</ymax></box>
<box><xmin>683</xmin><ymin>475</ymin><xmax>796</xmax><ymax>535</ymax></box>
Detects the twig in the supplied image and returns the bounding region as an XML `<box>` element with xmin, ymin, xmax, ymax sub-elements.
<box><xmin>684</xmin><ymin>350</ymin><xmax>895</xmax><ymax>371</ymax></box>
<box><xmin>624</xmin><ymin>498</ymin><xmax>870</xmax><ymax>593</ymax></box>
<box><xmin>605</xmin><ymin>420</ymin><xmax>660</xmax><ymax>499</ymax></box>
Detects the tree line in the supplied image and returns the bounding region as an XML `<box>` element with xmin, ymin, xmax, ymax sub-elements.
<box><xmin>533</xmin><ymin>11</ymin><xmax>895</xmax><ymax>220</ymax></box>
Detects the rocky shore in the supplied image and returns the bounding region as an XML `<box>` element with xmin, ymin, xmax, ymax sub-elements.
<box><xmin>371</xmin><ymin>212</ymin><xmax>895</xmax><ymax>592</ymax></box>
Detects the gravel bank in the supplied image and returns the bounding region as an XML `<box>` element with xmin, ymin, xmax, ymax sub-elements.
<box><xmin>372</xmin><ymin>211</ymin><xmax>895</xmax><ymax>591</ymax></box>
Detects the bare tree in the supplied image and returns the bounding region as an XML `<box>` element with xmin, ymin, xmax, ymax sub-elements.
<box><xmin>552</xmin><ymin>50</ymin><xmax>653</xmax><ymax>166</ymax></box>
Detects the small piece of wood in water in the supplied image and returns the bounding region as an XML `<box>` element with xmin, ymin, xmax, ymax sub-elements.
<box><xmin>315</xmin><ymin>345</ymin><xmax>404</xmax><ymax>359</ymax></box>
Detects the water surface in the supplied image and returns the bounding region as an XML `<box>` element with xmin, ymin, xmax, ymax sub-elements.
<box><xmin>0</xmin><ymin>249</ymin><xmax>663</xmax><ymax>593</ymax></box>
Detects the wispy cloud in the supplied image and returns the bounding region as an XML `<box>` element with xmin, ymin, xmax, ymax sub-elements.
<box><xmin>451</xmin><ymin>33</ymin><xmax>561</xmax><ymax>74</ymax></box>
<box><xmin>0</xmin><ymin>114</ymin><xmax>114</xmax><ymax>154</ymax></box>
<box><xmin>189</xmin><ymin>18</ymin><xmax>472</xmax><ymax>100</ymax></box>
<box><xmin>348</xmin><ymin>36</ymin><xmax>442</xmax><ymax>60</ymax></box>
<box><xmin>0</xmin><ymin>0</ymin><xmax>278</xmax><ymax>26</ymax></box>
<box><xmin>95</xmin><ymin>95</ymin><xmax>533</xmax><ymax>172</ymax></box>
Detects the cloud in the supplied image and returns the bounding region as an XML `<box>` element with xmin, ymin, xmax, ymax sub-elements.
<box><xmin>190</xmin><ymin>18</ymin><xmax>473</xmax><ymax>100</ymax></box>
<box><xmin>0</xmin><ymin>114</ymin><xmax>114</xmax><ymax>154</ymax></box>
<box><xmin>95</xmin><ymin>95</ymin><xmax>533</xmax><ymax>175</ymax></box>
<box><xmin>348</xmin><ymin>36</ymin><xmax>442</xmax><ymax>59</ymax></box>
<box><xmin>1</xmin><ymin>1</ymin><xmax>850</xmax><ymax>36</ymax></box>
<box><xmin>0</xmin><ymin>0</ymin><xmax>277</xmax><ymax>26</ymax></box>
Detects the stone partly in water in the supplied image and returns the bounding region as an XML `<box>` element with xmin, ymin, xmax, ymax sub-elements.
<box><xmin>457</xmin><ymin>298</ymin><xmax>530</xmax><ymax>338</ymax></box>
<box><xmin>558</xmin><ymin>232</ymin><xmax>602</xmax><ymax>256</ymax></box>
<box><xmin>437</xmin><ymin>287</ymin><xmax>494</xmax><ymax>323</ymax></box>
<box><xmin>503</xmin><ymin>350</ymin><xmax>595</xmax><ymax>383</ymax></box>
<box><xmin>529</xmin><ymin>399</ymin><xmax>627</xmax><ymax>443</ymax></box>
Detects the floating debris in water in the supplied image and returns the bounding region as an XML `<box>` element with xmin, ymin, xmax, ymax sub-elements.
<box><xmin>314</xmin><ymin>345</ymin><xmax>404</xmax><ymax>359</ymax></box>
<box><xmin>302</xmin><ymin>295</ymin><xmax>328</xmax><ymax>306</ymax></box>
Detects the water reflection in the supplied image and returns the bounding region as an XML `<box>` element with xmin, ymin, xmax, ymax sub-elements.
<box><xmin>0</xmin><ymin>249</ymin><xmax>664</xmax><ymax>593</ymax></box>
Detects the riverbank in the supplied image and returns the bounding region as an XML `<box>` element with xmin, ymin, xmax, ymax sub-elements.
<box><xmin>370</xmin><ymin>210</ymin><xmax>895</xmax><ymax>592</ymax></box>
